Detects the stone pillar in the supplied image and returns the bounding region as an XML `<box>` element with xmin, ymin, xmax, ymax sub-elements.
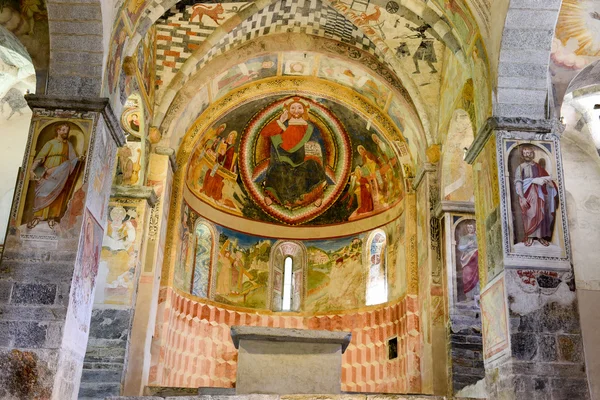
<box><xmin>0</xmin><ymin>95</ymin><xmax>125</xmax><ymax>400</ymax></box>
<box><xmin>78</xmin><ymin>186</ymin><xmax>156</xmax><ymax>399</ymax></box>
<box><xmin>403</xmin><ymin>191</ymin><xmax>421</xmax><ymax>393</ymax></box>
<box><xmin>411</xmin><ymin>162</ymin><xmax>448</xmax><ymax>395</ymax></box>
<box><xmin>465</xmin><ymin>118</ymin><xmax>590</xmax><ymax>400</ymax></box>
<box><xmin>436</xmin><ymin>202</ymin><xmax>485</xmax><ymax>396</ymax></box>
<box><xmin>122</xmin><ymin>149</ymin><xmax>175</xmax><ymax>395</ymax></box>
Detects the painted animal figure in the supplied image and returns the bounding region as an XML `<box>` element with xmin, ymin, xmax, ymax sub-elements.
<box><xmin>0</xmin><ymin>88</ymin><xmax>28</xmax><ymax>120</ymax></box>
<box><xmin>190</xmin><ymin>3</ymin><xmax>225</xmax><ymax>25</ymax></box>
<box><xmin>357</xmin><ymin>6</ymin><xmax>381</xmax><ymax>25</ymax></box>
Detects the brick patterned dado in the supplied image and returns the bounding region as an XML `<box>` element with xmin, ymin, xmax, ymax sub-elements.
<box><xmin>149</xmin><ymin>288</ymin><xmax>416</xmax><ymax>392</ymax></box>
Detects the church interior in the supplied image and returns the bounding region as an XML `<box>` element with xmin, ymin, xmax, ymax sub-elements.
<box><xmin>0</xmin><ymin>0</ymin><xmax>599</xmax><ymax>399</ymax></box>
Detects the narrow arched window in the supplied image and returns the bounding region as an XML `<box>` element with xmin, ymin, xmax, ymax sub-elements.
<box><xmin>282</xmin><ymin>256</ymin><xmax>293</xmax><ymax>311</ymax></box>
<box><xmin>269</xmin><ymin>241</ymin><xmax>306</xmax><ymax>312</ymax></box>
<box><xmin>366</xmin><ymin>230</ymin><xmax>387</xmax><ymax>306</ymax></box>
<box><xmin>191</xmin><ymin>222</ymin><xmax>213</xmax><ymax>298</ymax></box>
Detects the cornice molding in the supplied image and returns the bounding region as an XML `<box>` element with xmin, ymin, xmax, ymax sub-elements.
<box><xmin>434</xmin><ymin>200</ymin><xmax>475</xmax><ymax>218</ymax></box>
<box><xmin>111</xmin><ymin>185</ymin><xmax>158</xmax><ymax>207</ymax></box>
<box><xmin>412</xmin><ymin>163</ymin><xmax>437</xmax><ymax>191</ymax></box>
<box><xmin>25</xmin><ymin>94</ymin><xmax>126</xmax><ymax>147</ymax></box>
<box><xmin>154</xmin><ymin>146</ymin><xmax>178</xmax><ymax>173</ymax></box>
<box><xmin>465</xmin><ymin>117</ymin><xmax>553</xmax><ymax>164</ymax></box>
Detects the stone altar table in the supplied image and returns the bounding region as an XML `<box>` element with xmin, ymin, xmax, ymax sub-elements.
<box><xmin>230</xmin><ymin>326</ymin><xmax>352</xmax><ymax>395</ymax></box>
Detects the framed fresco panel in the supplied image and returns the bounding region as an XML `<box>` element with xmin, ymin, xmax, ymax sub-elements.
<box><xmin>497</xmin><ymin>134</ymin><xmax>570</xmax><ymax>268</ymax></box>
<box><xmin>480</xmin><ymin>273</ymin><xmax>509</xmax><ymax>362</ymax></box>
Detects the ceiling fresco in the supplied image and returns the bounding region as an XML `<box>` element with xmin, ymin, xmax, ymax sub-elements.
<box><xmin>551</xmin><ymin>0</ymin><xmax>600</xmax><ymax>106</ymax></box>
<box><xmin>161</xmin><ymin>49</ymin><xmax>427</xmax><ymax>165</ymax></box>
<box><xmin>0</xmin><ymin>0</ymin><xmax>48</xmax><ymax>91</ymax></box>
<box><xmin>184</xmin><ymin>93</ymin><xmax>405</xmax><ymax>226</ymax></box>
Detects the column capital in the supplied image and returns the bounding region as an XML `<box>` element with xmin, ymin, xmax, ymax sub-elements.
<box><xmin>24</xmin><ymin>94</ymin><xmax>126</xmax><ymax>147</ymax></box>
<box><xmin>411</xmin><ymin>162</ymin><xmax>437</xmax><ymax>191</ymax></box>
<box><xmin>465</xmin><ymin>117</ymin><xmax>555</xmax><ymax>164</ymax></box>
<box><xmin>111</xmin><ymin>186</ymin><xmax>158</xmax><ymax>207</ymax></box>
<box><xmin>154</xmin><ymin>146</ymin><xmax>177</xmax><ymax>173</ymax></box>
<box><xmin>434</xmin><ymin>200</ymin><xmax>475</xmax><ymax>218</ymax></box>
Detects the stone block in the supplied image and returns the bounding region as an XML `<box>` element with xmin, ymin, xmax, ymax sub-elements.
<box><xmin>501</xmin><ymin>28</ymin><xmax>553</xmax><ymax>51</ymax></box>
<box><xmin>0</xmin><ymin>281</ymin><xmax>12</xmax><ymax>303</ymax></box>
<box><xmin>80</xmin><ymin>368</ymin><xmax>122</xmax><ymax>383</ymax></box>
<box><xmin>549</xmin><ymin>378</ymin><xmax>591</xmax><ymax>400</ymax></box>
<box><xmin>11</xmin><ymin>283</ymin><xmax>56</xmax><ymax>305</ymax></box>
<box><xmin>232</xmin><ymin>327</ymin><xmax>351</xmax><ymax>395</ymax></box>
<box><xmin>537</xmin><ymin>335</ymin><xmax>557</xmax><ymax>361</ymax></box>
<box><xmin>511</xmin><ymin>333</ymin><xmax>537</xmax><ymax>361</ymax></box>
<box><xmin>13</xmin><ymin>321</ymin><xmax>48</xmax><ymax>348</ymax></box>
<box><xmin>77</xmin><ymin>382</ymin><xmax>120</xmax><ymax>398</ymax></box>
<box><xmin>557</xmin><ymin>335</ymin><xmax>584</xmax><ymax>363</ymax></box>
<box><xmin>89</xmin><ymin>308</ymin><xmax>132</xmax><ymax>340</ymax></box>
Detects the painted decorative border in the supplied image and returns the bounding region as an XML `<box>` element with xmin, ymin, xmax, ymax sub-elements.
<box><xmin>496</xmin><ymin>132</ymin><xmax>571</xmax><ymax>268</ymax></box>
<box><xmin>239</xmin><ymin>96</ymin><xmax>351</xmax><ymax>225</ymax></box>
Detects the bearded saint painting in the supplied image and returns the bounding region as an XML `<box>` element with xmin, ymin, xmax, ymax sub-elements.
<box><xmin>259</xmin><ymin>97</ymin><xmax>327</xmax><ymax>208</ymax></box>
<box><xmin>511</xmin><ymin>145</ymin><xmax>558</xmax><ymax>247</ymax></box>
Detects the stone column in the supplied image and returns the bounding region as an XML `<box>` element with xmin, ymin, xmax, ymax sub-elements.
<box><xmin>411</xmin><ymin>162</ymin><xmax>448</xmax><ymax>395</ymax></box>
<box><xmin>78</xmin><ymin>186</ymin><xmax>156</xmax><ymax>399</ymax></box>
<box><xmin>465</xmin><ymin>118</ymin><xmax>590</xmax><ymax>400</ymax></box>
<box><xmin>122</xmin><ymin>149</ymin><xmax>175</xmax><ymax>395</ymax></box>
<box><xmin>0</xmin><ymin>95</ymin><xmax>125</xmax><ymax>400</ymax></box>
<box><xmin>435</xmin><ymin>203</ymin><xmax>485</xmax><ymax>396</ymax></box>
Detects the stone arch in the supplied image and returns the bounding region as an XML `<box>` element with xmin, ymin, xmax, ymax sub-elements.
<box><xmin>495</xmin><ymin>2</ymin><xmax>562</xmax><ymax>119</ymax></box>
<box><xmin>560</xmin><ymin>100</ymin><xmax>600</xmax><ymax>398</ymax></box>
<box><xmin>45</xmin><ymin>0</ymin><xmax>107</xmax><ymax>96</ymax></box>
<box><xmin>439</xmin><ymin>109</ymin><xmax>475</xmax><ymax>202</ymax></box>
<box><xmin>268</xmin><ymin>240</ymin><xmax>307</xmax><ymax>311</ymax></box>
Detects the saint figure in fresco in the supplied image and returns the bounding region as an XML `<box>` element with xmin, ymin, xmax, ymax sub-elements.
<box><xmin>514</xmin><ymin>146</ymin><xmax>558</xmax><ymax>247</ymax></box>
<box><xmin>348</xmin><ymin>145</ymin><xmax>378</xmax><ymax>215</ymax></box>
<box><xmin>405</xmin><ymin>23</ymin><xmax>437</xmax><ymax>74</ymax></box>
<box><xmin>27</xmin><ymin>123</ymin><xmax>85</xmax><ymax>230</ymax></box>
<box><xmin>259</xmin><ymin>97</ymin><xmax>327</xmax><ymax>208</ymax></box>
<box><xmin>457</xmin><ymin>223</ymin><xmax>479</xmax><ymax>298</ymax></box>
<box><xmin>202</xmin><ymin>130</ymin><xmax>238</xmax><ymax>202</ymax></box>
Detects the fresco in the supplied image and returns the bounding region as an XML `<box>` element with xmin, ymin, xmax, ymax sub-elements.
<box><xmin>304</xmin><ymin>234</ymin><xmax>365</xmax><ymax>313</ymax></box>
<box><xmin>115</xmin><ymin>142</ymin><xmax>143</xmax><ymax>186</ymax></box>
<box><xmin>211</xmin><ymin>54</ymin><xmax>278</xmax><ymax>100</ymax></box>
<box><xmin>282</xmin><ymin>52</ymin><xmax>314</xmax><ymax>76</ymax></box>
<box><xmin>317</xmin><ymin>57</ymin><xmax>389</xmax><ymax>108</ymax></box>
<box><xmin>19</xmin><ymin>120</ymin><xmax>89</xmax><ymax>233</ymax></box>
<box><xmin>174</xmin><ymin>202</ymin><xmax>197</xmax><ymax>292</ymax></box>
<box><xmin>95</xmin><ymin>202</ymin><xmax>145</xmax><ymax>305</ymax></box>
<box><xmin>86</xmin><ymin>121</ymin><xmax>117</xmax><ymax>224</ymax></box>
<box><xmin>186</xmin><ymin>94</ymin><xmax>404</xmax><ymax>226</ymax></box>
<box><xmin>173</xmin><ymin>201</ymin><xmax>405</xmax><ymax>312</ymax></box>
<box><xmin>70</xmin><ymin>208</ymin><xmax>103</xmax><ymax>333</ymax></box>
<box><xmin>471</xmin><ymin>38</ymin><xmax>491</xmax><ymax>129</ymax></box>
<box><xmin>454</xmin><ymin>218</ymin><xmax>479</xmax><ymax>303</ymax></box>
<box><xmin>387</xmin><ymin>214</ymin><xmax>406</xmax><ymax>300</ymax></box>
<box><xmin>553</xmin><ymin>0</ymin><xmax>600</xmax><ymax>69</ymax></box>
<box><xmin>441</xmin><ymin>109</ymin><xmax>474</xmax><ymax>202</ymax></box>
<box><xmin>107</xmin><ymin>16</ymin><xmax>129</xmax><ymax>95</ymax></box>
<box><xmin>191</xmin><ymin>222</ymin><xmax>214</xmax><ymax>298</ymax></box>
<box><xmin>213</xmin><ymin>225</ymin><xmax>274</xmax><ymax>308</ymax></box>
<box><xmin>480</xmin><ymin>275</ymin><xmax>509</xmax><ymax>360</ymax></box>
<box><xmin>502</xmin><ymin>140</ymin><xmax>568</xmax><ymax>261</ymax></box>
<box><xmin>365</xmin><ymin>230</ymin><xmax>387</xmax><ymax>306</ymax></box>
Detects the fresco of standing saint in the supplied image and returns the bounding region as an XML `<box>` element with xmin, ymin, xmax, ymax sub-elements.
<box><xmin>24</xmin><ymin>122</ymin><xmax>86</xmax><ymax>230</ymax></box>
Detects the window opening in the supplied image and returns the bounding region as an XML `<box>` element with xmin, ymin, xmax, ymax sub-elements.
<box><xmin>282</xmin><ymin>256</ymin><xmax>293</xmax><ymax>311</ymax></box>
